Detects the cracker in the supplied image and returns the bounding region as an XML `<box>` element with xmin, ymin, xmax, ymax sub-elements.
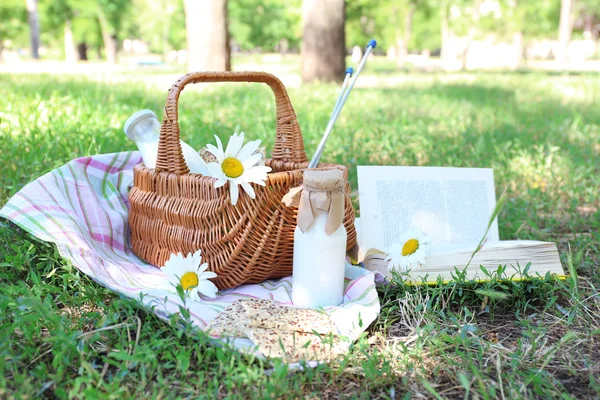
<box><xmin>244</xmin><ymin>328</ymin><xmax>347</xmax><ymax>363</ymax></box>
<box><xmin>245</xmin><ymin>304</ymin><xmax>337</xmax><ymax>335</ymax></box>
<box><xmin>205</xmin><ymin>298</ymin><xmax>271</xmax><ymax>338</ymax></box>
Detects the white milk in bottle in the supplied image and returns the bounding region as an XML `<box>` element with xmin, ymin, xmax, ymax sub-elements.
<box><xmin>283</xmin><ymin>168</ymin><xmax>348</xmax><ymax>308</ymax></box>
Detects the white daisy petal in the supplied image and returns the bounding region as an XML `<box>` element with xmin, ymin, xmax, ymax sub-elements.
<box><xmin>196</xmin><ymin>262</ymin><xmax>209</xmax><ymax>274</ymax></box>
<box><xmin>202</xmin><ymin>271</ymin><xmax>217</xmax><ymax>280</ymax></box>
<box><xmin>225</xmin><ymin>132</ymin><xmax>244</xmax><ymax>158</ymax></box>
<box><xmin>240</xmin><ymin>175</ymin><xmax>265</xmax><ymax>186</ymax></box>
<box><xmin>241</xmin><ymin>166</ymin><xmax>270</xmax><ymax>183</ymax></box>
<box><xmin>237</xmin><ymin>139</ymin><xmax>261</xmax><ymax>161</ymax></box>
<box><xmin>235</xmin><ymin>132</ymin><xmax>246</xmax><ymax>153</ymax></box>
<box><xmin>241</xmin><ymin>153</ymin><xmax>263</xmax><ymax>169</ymax></box>
<box><xmin>210</xmin><ymin>136</ymin><xmax>226</xmax><ymax>163</ymax></box>
<box><xmin>208</xmin><ymin>162</ymin><xmax>224</xmax><ymax>179</ymax></box>
<box><xmin>192</xmin><ymin>249</ymin><xmax>202</xmax><ymax>262</ymax></box>
<box><xmin>230</xmin><ymin>181</ymin><xmax>239</xmax><ymax>205</ymax></box>
<box><xmin>223</xmin><ymin>133</ymin><xmax>236</xmax><ymax>157</ymax></box>
<box><xmin>196</xmin><ymin>280</ymin><xmax>219</xmax><ymax>298</ymax></box>
<box><xmin>214</xmin><ymin>176</ymin><xmax>228</xmax><ymax>188</ymax></box>
<box><xmin>253</xmin><ymin>165</ymin><xmax>272</xmax><ymax>175</ymax></box>
<box><xmin>206</xmin><ymin>143</ymin><xmax>224</xmax><ymax>163</ymax></box>
<box><xmin>240</xmin><ymin>182</ymin><xmax>256</xmax><ymax>199</ymax></box>
<box><xmin>215</xmin><ymin>135</ymin><xmax>224</xmax><ymax>153</ymax></box>
<box><xmin>187</xmin><ymin>286</ymin><xmax>199</xmax><ymax>299</ymax></box>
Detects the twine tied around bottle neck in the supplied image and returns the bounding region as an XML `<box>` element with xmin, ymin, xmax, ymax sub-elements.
<box><xmin>282</xmin><ymin>168</ymin><xmax>345</xmax><ymax>235</ymax></box>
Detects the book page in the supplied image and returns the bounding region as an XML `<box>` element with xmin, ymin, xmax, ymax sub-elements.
<box><xmin>365</xmin><ymin>240</ymin><xmax>565</xmax><ymax>283</ymax></box>
<box><xmin>357</xmin><ymin>166</ymin><xmax>499</xmax><ymax>252</ymax></box>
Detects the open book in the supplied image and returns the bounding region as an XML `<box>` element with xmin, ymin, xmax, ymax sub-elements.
<box><xmin>356</xmin><ymin>166</ymin><xmax>565</xmax><ymax>283</ymax></box>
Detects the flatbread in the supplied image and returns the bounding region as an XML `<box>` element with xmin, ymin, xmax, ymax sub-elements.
<box><xmin>244</xmin><ymin>303</ymin><xmax>337</xmax><ymax>335</ymax></box>
<box><xmin>206</xmin><ymin>299</ymin><xmax>346</xmax><ymax>361</ymax></box>
<box><xmin>205</xmin><ymin>299</ymin><xmax>272</xmax><ymax>338</ymax></box>
<box><xmin>244</xmin><ymin>328</ymin><xmax>348</xmax><ymax>363</ymax></box>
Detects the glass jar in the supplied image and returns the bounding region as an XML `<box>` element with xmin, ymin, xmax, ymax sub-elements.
<box><xmin>123</xmin><ymin>109</ymin><xmax>209</xmax><ymax>175</ymax></box>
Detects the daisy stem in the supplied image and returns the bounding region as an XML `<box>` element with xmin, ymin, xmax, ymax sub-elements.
<box><xmin>308</xmin><ymin>39</ymin><xmax>377</xmax><ymax>169</ymax></box>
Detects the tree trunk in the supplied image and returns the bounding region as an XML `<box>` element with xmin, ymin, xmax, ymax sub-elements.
<box><xmin>25</xmin><ymin>0</ymin><xmax>40</xmax><ymax>60</ymax></box>
<box><xmin>557</xmin><ymin>0</ymin><xmax>574</xmax><ymax>64</ymax></box>
<box><xmin>512</xmin><ymin>31</ymin><xmax>523</xmax><ymax>70</ymax></box>
<box><xmin>583</xmin><ymin>13</ymin><xmax>595</xmax><ymax>39</ymax></box>
<box><xmin>103</xmin><ymin>34</ymin><xmax>118</xmax><ymax>64</ymax></box>
<box><xmin>64</xmin><ymin>20</ymin><xmax>77</xmax><ymax>63</ymax></box>
<box><xmin>162</xmin><ymin>0</ymin><xmax>174</xmax><ymax>62</ymax></box>
<box><xmin>184</xmin><ymin>0</ymin><xmax>231</xmax><ymax>72</ymax></box>
<box><xmin>77</xmin><ymin>42</ymin><xmax>88</xmax><ymax>61</ymax></box>
<box><xmin>460</xmin><ymin>0</ymin><xmax>481</xmax><ymax>71</ymax></box>
<box><xmin>97</xmin><ymin>10</ymin><xmax>118</xmax><ymax>64</ymax></box>
<box><xmin>396</xmin><ymin>5</ymin><xmax>415</xmax><ymax>68</ymax></box>
<box><xmin>301</xmin><ymin>0</ymin><xmax>346</xmax><ymax>83</ymax></box>
<box><xmin>440</xmin><ymin>1</ymin><xmax>452</xmax><ymax>70</ymax></box>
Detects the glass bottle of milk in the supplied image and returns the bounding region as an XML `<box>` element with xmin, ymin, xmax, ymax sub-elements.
<box><xmin>283</xmin><ymin>168</ymin><xmax>347</xmax><ymax>308</ymax></box>
<box><xmin>123</xmin><ymin>109</ymin><xmax>210</xmax><ymax>175</ymax></box>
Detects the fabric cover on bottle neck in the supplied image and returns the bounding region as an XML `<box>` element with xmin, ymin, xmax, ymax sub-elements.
<box><xmin>282</xmin><ymin>168</ymin><xmax>345</xmax><ymax>235</ymax></box>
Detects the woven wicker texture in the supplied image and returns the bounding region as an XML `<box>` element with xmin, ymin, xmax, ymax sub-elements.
<box><xmin>128</xmin><ymin>71</ymin><xmax>357</xmax><ymax>290</ymax></box>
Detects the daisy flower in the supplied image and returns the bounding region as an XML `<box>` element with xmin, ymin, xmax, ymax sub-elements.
<box><xmin>385</xmin><ymin>229</ymin><xmax>432</xmax><ymax>272</ymax></box>
<box><xmin>162</xmin><ymin>250</ymin><xmax>218</xmax><ymax>299</ymax></box>
<box><xmin>205</xmin><ymin>132</ymin><xmax>271</xmax><ymax>206</ymax></box>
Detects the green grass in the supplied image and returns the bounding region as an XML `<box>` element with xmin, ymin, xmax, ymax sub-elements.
<box><xmin>1</xmin><ymin>69</ymin><xmax>599</xmax><ymax>398</ymax></box>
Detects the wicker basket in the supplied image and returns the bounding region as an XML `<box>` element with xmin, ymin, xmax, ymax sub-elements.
<box><xmin>128</xmin><ymin>71</ymin><xmax>357</xmax><ymax>290</ymax></box>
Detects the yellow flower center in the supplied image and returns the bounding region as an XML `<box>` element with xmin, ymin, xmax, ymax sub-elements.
<box><xmin>222</xmin><ymin>158</ymin><xmax>244</xmax><ymax>178</ymax></box>
<box><xmin>180</xmin><ymin>271</ymin><xmax>199</xmax><ymax>290</ymax></box>
<box><xmin>402</xmin><ymin>239</ymin><xmax>419</xmax><ymax>256</ymax></box>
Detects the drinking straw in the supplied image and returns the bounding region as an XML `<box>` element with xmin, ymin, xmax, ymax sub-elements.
<box><xmin>308</xmin><ymin>39</ymin><xmax>377</xmax><ymax>168</ymax></box>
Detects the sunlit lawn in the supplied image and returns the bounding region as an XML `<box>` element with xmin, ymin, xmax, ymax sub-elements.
<box><xmin>1</xmin><ymin>68</ymin><xmax>599</xmax><ymax>398</ymax></box>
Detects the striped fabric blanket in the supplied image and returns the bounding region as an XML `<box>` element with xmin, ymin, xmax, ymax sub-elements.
<box><xmin>0</xmin><ymin>151</ymin><xmax>380</xmax><ymax>358</ymax></box>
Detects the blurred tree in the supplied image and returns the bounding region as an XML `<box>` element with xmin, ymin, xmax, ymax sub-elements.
<box><xmin>95</xmin><ymin>0</ymin><xmax>132</xmax><ymax>64</ymax></box>
<box><xmin>184</xmin><ymin>0</ymin><xmax>230</xmax><ymax>71</ymax></box>
<box><xmin>455</xmin><ymin>0</ymin><xmax>482</xmax><ymax>70</ymax></box>
<box><xmin>577</xmin><ymin>0</ymin><xmax>600</xmax><ymax>39</ymax></box>
<box><xmin>439</xmin><ymin>0</ymin><xmax>451</xmax><ymax>64</ymax></box>
<box><xmin>73</xmin><ymin>11</ymin><xmax>104</xmax><ymax>60</ymax></box>
<box><xmin>557</xmin><ymin>0</ymin><xmax>574</xmax><ymax>63</ymax></box>
<box><xmin>63</xmin><ymin>20</ymin><xmax>76</xmax><ymax>62</ymax></box>
<box><xmin>25</xmin><ymin>0</ymin><xmax>40</xmax><ymax>59</ymax></box>
<box><xmin>346</xmin><ymin>0</ymin><xmax>375</xmax><ymax>46</ymax></box>
<box><xmin>510</xmin><ymin>0</ymin><xmax>560</xmax><ymax>39</ymax></box>
<box><xmin>40</xmin><ymin>0</ymin><xmax>76</xmax><ymax>62</ymax></box>
<box><xmin>132</xmin><ymin>0</ymin><xmax>185</xmax><ymax>60</ymax></box>
<box><xmin>346</xmin><ymin>0</ymin><xmax>439</xmax><ymax>62</ymax></box>
<box><xmin>495</xmin><ymin>0</ymin><xmax>560</xmax><ymax>66</ymax></box>
<box><xmin>0</xmin><ymin>0</ymin><xmax>27</xmax><ymax>62</ymax></box>
<box><xmin>229</xmin><ymin>0</ymin><xmax>301</xmax><ymax>52</ymax></box>
<box><xmin>301</xmin><ymin>0</ymin><xmax>345</xmax><ymax>83</ymax></box>
<box><xmin>394</xmin><ymin>1</ymin><xmax>438</xmax><ymax>67</ymax></box>
<box><xmin>411</xmin><ymin>4</ymin><xmax>440</xmax><ymax>52</ymax></box>
<box><xmin>40</xmin><ymin>0</ymin><xmax>106</xmax><ymax>62</ymax></box>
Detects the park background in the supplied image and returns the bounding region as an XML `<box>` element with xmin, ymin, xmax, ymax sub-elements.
<box><xmin>2</xmin><ymin>0</ymin><xmax>600</xmax><ymax>76</ymax></box>
<box><xmin>1</xmin><ymin>0</ymin><xmax>599</xmax><ymax>399</ymax></box>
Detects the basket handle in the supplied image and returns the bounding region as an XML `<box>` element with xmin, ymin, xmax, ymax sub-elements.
<box><xmin>155</xmin><ymin>71</ymin><xmax>307</xmax><ymax>175</ymax></box>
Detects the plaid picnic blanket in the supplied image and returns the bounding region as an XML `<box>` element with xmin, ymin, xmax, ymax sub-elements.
<box><xmin>0</xmin><ymin>151</ymin><xmax>380</xmax><ymax>358</ymax></box>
